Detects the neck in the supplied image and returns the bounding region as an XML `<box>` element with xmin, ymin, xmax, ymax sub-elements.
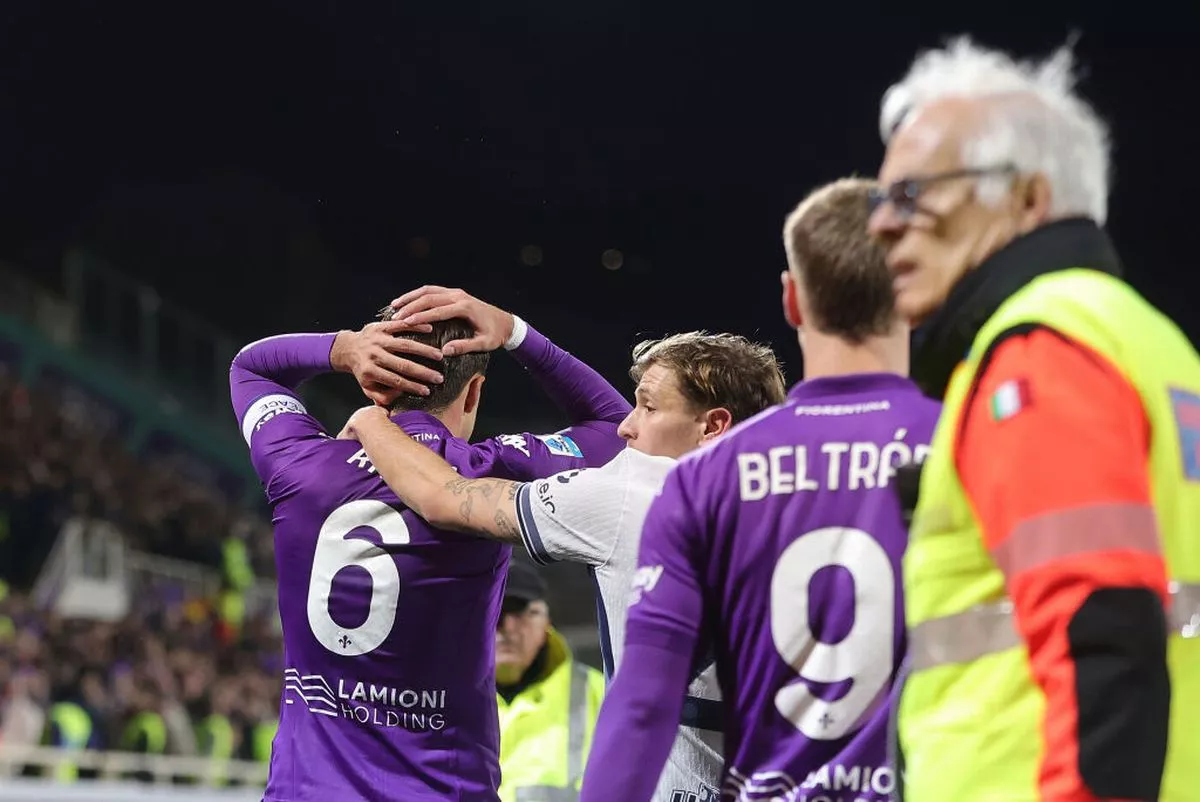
<box><xmin>911</xmin><ymin>217</ymin><xmax>1120</xmax><ymax>399</ymax></box>
<box><xmin>391</xmin><ymin>404</ymin><xmax>464</xmax><ymax>438</ymax></box>
<box><xmin>799</xmin><ymin>328</ymin><xmax>909</xmax><ymax>380</ymax></box>
<box><xmin>435</xmin><ymin>406</ymin><xmax>465</xmax><ymax>439</ymax></box>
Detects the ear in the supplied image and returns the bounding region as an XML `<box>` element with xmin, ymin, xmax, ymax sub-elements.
<box><xmin>463</xmin><ymin>374</ymin><xmax>486</xmax><ymax>415</ymax></box>
<box><xmin>699</xmin><ymin>407</ymin><xmax>734</xmax><ymax>443</ymax></box>
<box><xmin>1018</xmin><ymin>173</ymin><xmax>1054</xmax><ymax>233</ymax></box>
<box><xmin>781</xmin><ymin>270</ymin><xmax>804</xmax><ymax>330</ymax></box>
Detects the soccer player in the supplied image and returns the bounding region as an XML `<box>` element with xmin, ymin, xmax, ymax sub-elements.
<box><xmin>229</xmin><ymin>288</ymin><xmax>629</xmax><ymax>802</ymax></box>
<box><xmin>578</xmin><ymin>178</ymin><xmax>943</xmax><ymax>802</ymax></box>
<box><xmin>339</xmin><ymin>330</ymin><xmax>787</xmax><ymax>801</ymax></box>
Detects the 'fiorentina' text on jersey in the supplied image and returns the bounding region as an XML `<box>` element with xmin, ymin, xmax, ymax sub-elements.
<box><xmin>231</xmin><ymin>330</ymin><xmax>627</xmax><ymax>802</ymax></box>
<box><xmin>626</xmin><ymin>374</ymin><xmax>940</xmax><ymax>802</ymax></box>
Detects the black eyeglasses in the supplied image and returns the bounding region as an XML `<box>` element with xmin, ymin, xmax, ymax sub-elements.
<box><xmin>867</xmin><ymin>163</ymin><xmax>1018</xmax><ymax>221</ymax></box>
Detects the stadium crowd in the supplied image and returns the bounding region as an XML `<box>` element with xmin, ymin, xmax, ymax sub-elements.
<box><xmin>0</xmin><ymin>364</ymin><xmax>275</xmax><ymax>585</ymax></box>
<box><xmin>0</xmin><ymin>589</ymin><xmax>280</xmax><ymax>772</ymax></box>
<box><xmin>0</xmin><ymin>364</ymin><xmax>280</xmax><ymax>775</ymax></box>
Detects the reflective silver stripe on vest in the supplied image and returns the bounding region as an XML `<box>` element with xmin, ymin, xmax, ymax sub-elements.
<box><xmin>515</xmin><ymin>788</ymin><xmax>580</xmax><ymax>802</ymax></box>
<box><xmin>1172</xmin><ymin>581</ymin><xmax>1200</xmax><ymax>637</ymax></box>
<box><xmin>566</xmin><ymin>662</ymin><xmax>589</xmax><ymax>784</ymax></box>
<box><xmin>515</xmin><ymin>663</ymin><xmax>590</xmax><ymax>802</ymax></box>
<box><xmin>910</xmin><ymin>581</ymin><xmax>1200</xmax><ymax>672</ymax></box>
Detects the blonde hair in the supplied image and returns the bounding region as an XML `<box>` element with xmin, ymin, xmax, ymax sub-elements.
<box><xmin>783</xmin><ymin>178</ymin><xmax>895</xmax><ymax>344</ymax></box>
<box><xmin>629</xmin><ymin>332</ymin><xmax>786</xmax><ymax>423</ymax></box>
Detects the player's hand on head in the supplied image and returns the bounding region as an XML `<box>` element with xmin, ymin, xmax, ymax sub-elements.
<box><xmin>333</xmin><ymin>320</ymin><xmax>445</xmax><ymax>403</ymax></box>
<box><xmin>390</xmin><ymin>285</ymin><xmax>515</xmax><ymax>357</ymax></box>
<box><xmin>337</xmin><ymin>405</ymin><xmax>390</xmax><ymax>440</ymax></box>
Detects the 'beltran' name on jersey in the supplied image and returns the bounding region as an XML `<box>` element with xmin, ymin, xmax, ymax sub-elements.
<box><xmin>605</xmin><ymin>374</ymin><xmax>941</xmax><ymax>802</ymax></box>
<box><xmin>736</xmin><ymin>424</ymin><xmax>930</xmax><ymax>500</ymax></box>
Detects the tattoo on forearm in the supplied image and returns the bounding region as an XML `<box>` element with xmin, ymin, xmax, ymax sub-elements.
<box><xmin>493</xmin><ymin>508</ymin><xmax>521</xmax><ymax>543</ymax></box>
<box><xmin>440</xmin><ymin>477</ymin><xmax>521</xmax><ymax>543</ymax></box>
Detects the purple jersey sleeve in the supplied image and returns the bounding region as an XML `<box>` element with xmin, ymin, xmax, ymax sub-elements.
<box><xmin>580</xmin><ymin>467</ymin><xmax>707</xmax><ymax>802</ymax></box>
<box><xmin>505</xmin><ymin>323</ymin><xmax>630</xmax><ymax>464</ymax></box>
<box><xmin>229</xmin><ymin>333</ymin><xmax>337</xmax><ymax>495</ymax></box>
<box><xmin>459</xmin><ymin>430</ymin><xmax>606</xmax><ymax>482</ymax></box>
<box><xmin>579</xmin><ymin>641</ymin><xmax>693</xmax><ymax>802</ymax></box>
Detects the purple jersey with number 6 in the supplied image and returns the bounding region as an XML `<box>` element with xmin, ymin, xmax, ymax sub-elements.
<box><xmin>611</xmin><ymin>374</ymin><xmax>939</xmax><ymax>802</ymax></box>
<box><xmin>230</xmin><ymin>328</ymin><xmax>627</xmax><ymax>802</ymax></box>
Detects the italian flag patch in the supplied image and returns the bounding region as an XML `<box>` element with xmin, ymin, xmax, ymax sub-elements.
<box><xmin>990</xmin><ymin>378</ymin><xmax>1032</xmax><ymax>421</ymax></box>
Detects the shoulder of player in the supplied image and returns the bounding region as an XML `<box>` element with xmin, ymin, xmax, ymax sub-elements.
<box><xmin>907</xmin><ymin>387</ymin><xmax>944</xmax><ymax>430</ymax></box>
<box><xmin>297</xmin><ymin>436</ymin><xmax>392</xmax><ymax>482</ymax></box>
<box><xmin>437</xmin><ymin>430</ymin><xmax>510</xmax><ymax>472</ymax></box>
<box><xmin>449</xmin><ymin>431</ymin><xmax>573</xmax><ymax>460</ymax></box>
<box><xmin>536</xmin><ymin>449</ymin><xmax>669</xmax><ymax>497</ymax></box>
<box><xmin>616</xmin><ymin>445</ymin><xmax>677</xmax><ymax>479</ymax></box>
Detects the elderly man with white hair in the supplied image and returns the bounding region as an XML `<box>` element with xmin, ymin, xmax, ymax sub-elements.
<box><xmin>869</xmin><ymin>37</ymin><xmax>1200</xmax><ymax>802</ymax></box>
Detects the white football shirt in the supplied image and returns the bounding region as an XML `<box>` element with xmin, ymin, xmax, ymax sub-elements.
<box><xmin>515</xmin><ymin>447</ymin><xmax>723</xmax><ymax>802</ymax></box>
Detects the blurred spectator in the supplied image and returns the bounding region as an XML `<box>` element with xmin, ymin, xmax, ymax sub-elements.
<box><xmin>0</xmin><ymin>367</ymin><xmax>275</xmax><ymax>583</ymax></box>
<box><xmin>0</xmin><ymin>365</ymin><xmax>282</xmax><ymax>781</ymax></box>
<box><xmin>0</xmin><ymin>588</ymin><xmax>280</xmax><ymax>780</ymax></box>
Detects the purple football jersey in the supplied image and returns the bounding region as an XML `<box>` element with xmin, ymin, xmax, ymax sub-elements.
<box><xmin>584</xmin><ymin>373</ymin><xmax>939</xmax><ymax>802</ymax></box>
<box><xmin>230</xmin><ymin>329</ymin><xmax>628</xmax><ymax>802</ymax></box>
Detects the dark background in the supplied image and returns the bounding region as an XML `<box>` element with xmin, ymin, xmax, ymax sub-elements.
<box><xmin>1</xmin><ymin>1</ymin><xmax>1196</xmax><ymax>424</ymax></box>
<box><xmin>0</xmin><ymin>0</ymin><xmax>1197</xmax><ymax>715</ymax></box>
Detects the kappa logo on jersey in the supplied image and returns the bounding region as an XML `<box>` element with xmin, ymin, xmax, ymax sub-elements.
<box><xmin>1169</xmin><ymin>387</ymin><xmax>1200</xmax><ymax>481</ymax></box>
<box><xmin>536</xmin><ymin>433</ymin><xmax>583</xmax><ymax>458</ymax></box>
<box><xmin>498</xmin><ymin>434</ymin><xmax>531</xmax><ymax>458</ymax></box>
<box><xmin>241</xmin><ymin>393</ymin><xmax>307</xmax><ymax>445</ymax></box>
<box><xmin>555</xmin><ymin>469</ymin><xmax>582</xmax><ymax>484</ymax></box>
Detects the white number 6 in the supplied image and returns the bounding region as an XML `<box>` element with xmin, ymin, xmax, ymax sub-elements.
<box><xmin>769</xmin><ymin>526</ymin><xmax>894</xmax><ymax>740</ymax></box>
<box><xmin>307</xmin><ymin>499</ymin><xmax>411</xmax><ymax>657</ymax></box>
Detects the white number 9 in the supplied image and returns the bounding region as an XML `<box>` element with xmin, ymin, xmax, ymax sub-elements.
<box><xmin>307</xmin><ymin>499</ymin><xmax>411</xmax><ymax>657</ymax></box>
<box><xmin>769</xmin><ymin>526</ymin><xmax>895</xmax><ymax>740</ymax></box>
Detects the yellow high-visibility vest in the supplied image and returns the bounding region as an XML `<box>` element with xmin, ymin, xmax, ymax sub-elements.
<box><xmin>43</xmin><ymin>701</ymin><xmax>92</xmax><ymax>783</ymax></box>
<box><xmin>195</xmin><ymin>712</ymin><xmax>236</xmax><ymax>786</ymax></box>
<box><xmin>901</xmin><ymin>268</ymin><xmax>1200</xmax><ymax>800</ymax></box>
<box><xmin>496</xmin><ymin>629</ymin><xmax>605</xmax><ymax>802</ymax></box>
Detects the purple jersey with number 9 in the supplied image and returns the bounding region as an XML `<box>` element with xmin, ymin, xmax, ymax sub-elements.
<box><xmin>629</xmin><ymin>374</ymin><xmax>940</xmax><ymax>801</ymax></box>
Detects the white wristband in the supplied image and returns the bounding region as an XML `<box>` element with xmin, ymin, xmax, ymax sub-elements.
<box><xmin>503</xmin><ymin>315</ymin><xmax>529</xmax><ymax>351</ymax></box>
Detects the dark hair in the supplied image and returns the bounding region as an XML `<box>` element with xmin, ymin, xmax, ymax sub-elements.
<box><xmin>628</xmin><ymin>331</ymin><xmax>787</xmax><ymax>424</ymax></box>
<box><xmin>376</xmin><ymin>306</ymin><xmax>490</xmax><ymax>414</ymax></box>
<box><xmin>783</xmin><ymin>178</ymin><xmax>897</xmax><ymax>344</ymax></box>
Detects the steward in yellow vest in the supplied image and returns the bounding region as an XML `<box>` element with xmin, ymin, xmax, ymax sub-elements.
<box><xmin>870</xmin><ymin>40</ymin><xmax>1198</xmax><ymax>802</ymax></box>
<box><xmin>42</xmin><ymin>700</ymin><xmax>94</xmax><ymax>782</ymax></box>
<box><xmin>496</xmin><ymin>562</ymin><xmax>605</xmax><ymax>802</ymax></box>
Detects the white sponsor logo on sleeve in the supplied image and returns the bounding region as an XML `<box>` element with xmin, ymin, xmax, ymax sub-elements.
<box><xmin>628</xmin><ymin>564</ymin><xmax>664</xmax><ymax>607</ymax></box>
<box><xmin>534</xmin><ymin>480</ymin><xmax>556</xmax><ymax>513</ymax></box>
<box><xmin>241</xmin><ymin>393</ymin><xmax>308</xmax><ymax>445</ymax></box>
<box><xmin>498</xmin><ymin>434</ymin><xmax>531</xmax><ymax>458</ymax></box>
<box><xmin>536</xmin><ymin>433</ymin><xmax>583</xmax><ymax>458</ymax></box>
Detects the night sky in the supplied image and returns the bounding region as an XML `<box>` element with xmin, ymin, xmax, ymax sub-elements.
<box><xmin>1</xmin><ymin>1</ymin><xmax>1195</xmax><ymax>430</ymax></box>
